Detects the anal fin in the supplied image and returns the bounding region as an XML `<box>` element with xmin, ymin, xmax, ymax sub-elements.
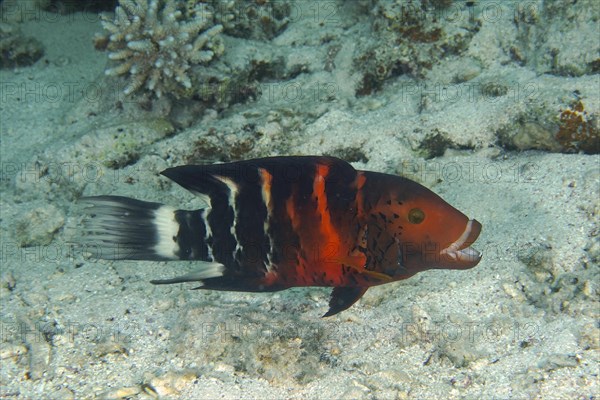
<box><xmin>150</xmin><ymin>261</ymin><xmax>225</xmax><ymax>287</ymax></box>
<box><xmin>323</xmin><ymin>287</ymin><xmax>368</xmax><ymax>317</ymax></box>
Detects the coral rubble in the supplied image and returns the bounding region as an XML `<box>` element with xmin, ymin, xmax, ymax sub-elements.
<box><xmin>213</xmin><ymin>0</ymin><xmax>291</xmax><ymax>40</ymax></box>
<box><xmin>512</xmin><ymin>0</ymin><xmax>600</xmax><ymax>77</ymax></box>
<box><xmin>0</xmin><ymin>22</ymin><xmax>44</xmax><ymax>68</ymax></box>
<box><xmin>95</xmin><ymin>0</ymin><xmax>224</xmax><ymax>98</ymax></box>
<box><xmin>353</xmin><ymin>0</ymin><xmax>478</xmax><ymax>95</ymax></box>
<box><xmin>556</xmin><ymin>100</ymin><xmax>599</xmax><ymax>154</ymax></box>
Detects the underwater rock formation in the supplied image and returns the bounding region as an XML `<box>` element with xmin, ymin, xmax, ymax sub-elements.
<box><xmin>213</xmin><ymin>0</ymin><xmax>291</xmax><ymax>40</ymax></box>
<box><xmin>353</xmin><ymin>0</ymin><xmax>478</xmax><ymax>95</ymax></box>
<box><xmin>0</xmin><ymin>22</ymin><xmax>44</xmax><ymax>68</ymax></box>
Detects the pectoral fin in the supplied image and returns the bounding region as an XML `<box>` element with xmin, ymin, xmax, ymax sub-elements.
<box><xmin>323</xmin><ymin>287</ymin><xmax>368</xmax><ymax>317</ymax></box>
<box><xmin>339</xmin><ymin>261</ymin><xmax>394</xmax><ymax>284</ymax></box>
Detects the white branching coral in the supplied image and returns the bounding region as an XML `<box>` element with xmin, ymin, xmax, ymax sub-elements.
<box><xmin>96</xmin><ymin>0</ymin><xmax>224</xmax><ymax>98</ymax></box>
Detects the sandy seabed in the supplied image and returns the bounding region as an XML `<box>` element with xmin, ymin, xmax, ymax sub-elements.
<box><xmin>1</xmin><ymin>1</ymin><xmax>598</xmax><ymax>399</ymax></box>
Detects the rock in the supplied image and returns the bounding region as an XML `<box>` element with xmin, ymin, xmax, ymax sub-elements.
<box><xmin>0</xmin><ymin>22</ymin><xmax>44</xmax><ymax>68</ymax></box>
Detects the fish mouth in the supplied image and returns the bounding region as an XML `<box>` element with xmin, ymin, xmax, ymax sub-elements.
<box><xmin>440</xmin><ymin>219</ymin><xmax>482</xmax><ymax>269</ymax></box>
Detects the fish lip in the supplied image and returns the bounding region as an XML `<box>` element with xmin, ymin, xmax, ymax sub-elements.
<box><xmin>440</xmin><ymin>219</ymin><xmax>482</xmax><ymax>268</ymax></box>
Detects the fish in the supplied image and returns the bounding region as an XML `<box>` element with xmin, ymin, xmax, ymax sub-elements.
<box><xmin>79</xmin><ymin>156</ymin><xmax>482</xmax><ymax>316</ymax></box>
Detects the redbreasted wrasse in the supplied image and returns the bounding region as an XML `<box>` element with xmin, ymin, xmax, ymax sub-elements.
<box><xmin>80</xmin><ymin>156</ymin><xmax>482</xmax><ymax>316</ymax></box>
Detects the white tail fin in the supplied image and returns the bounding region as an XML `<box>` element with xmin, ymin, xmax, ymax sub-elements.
<box><xmin>78</xmin><ymin>195</ymin><xmax>225</xmax><ymax>284</ymax></box>
<box><xmin>79</xmin><ymin>196</ymin><xmax>181</xmax><ymax>260</ymax></box>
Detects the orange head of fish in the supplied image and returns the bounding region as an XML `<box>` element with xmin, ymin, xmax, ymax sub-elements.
<box><xmin>361</xmin><ymin>172</ymin><xmax>482</xmax><ymax>279</ymax></box>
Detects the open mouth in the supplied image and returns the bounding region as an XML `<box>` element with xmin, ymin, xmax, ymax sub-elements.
<box><xmin>440</xmin><ymin>219</ymin><xmax>482</xmax><ymax>268</ymax></box>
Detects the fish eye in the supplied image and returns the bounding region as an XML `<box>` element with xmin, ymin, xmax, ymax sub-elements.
<box><xmin>408</xmin><ymin>208</ymin><xmax>425</xmax><ymax>224</ymax></box>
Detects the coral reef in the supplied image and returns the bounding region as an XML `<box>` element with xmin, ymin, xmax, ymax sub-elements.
<box><xmin>95</xmin><ymin>0</ymin><xmax>224</xmax><ymax>98</ymax></box>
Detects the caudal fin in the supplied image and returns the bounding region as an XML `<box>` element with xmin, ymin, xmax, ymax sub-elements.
<box><xmin>79</xmin><ymin>195</ymin><xmax>213</xmax><ymax>262</ymax></box>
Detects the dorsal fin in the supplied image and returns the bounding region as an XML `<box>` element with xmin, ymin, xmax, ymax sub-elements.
<box><xmin>160</xmin><ymin>156</ymin><xmax>355</xmax><ymax>200</ymax></box>
<box><xmin>161</xmin><ymin>164</ymin><xmax>233</xmax><ymax>200</ymax></box>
